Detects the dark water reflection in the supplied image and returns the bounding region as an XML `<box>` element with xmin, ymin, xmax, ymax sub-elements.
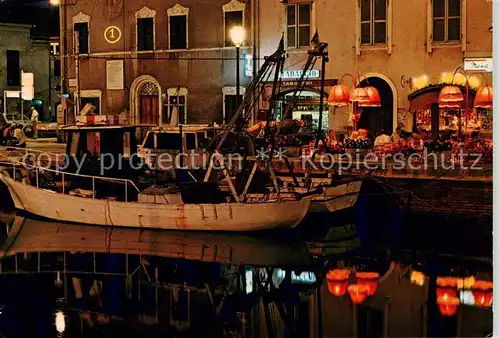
<box><xmin>0</xmin><ymin>183</ymin><xmax>492</xmax><ymax>337</ymax></box>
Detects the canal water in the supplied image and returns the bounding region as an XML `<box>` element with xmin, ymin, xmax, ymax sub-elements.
<box><xmin>0</xmin><ymin>179</ymin><xmax>492</xmax><ymax>337</ymax></box>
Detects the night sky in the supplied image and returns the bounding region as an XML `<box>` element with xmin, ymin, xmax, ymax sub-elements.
<box><xmin>0</xmin><ymin>0</ymin><xmax>59</xmax><ymax>38</ymax></box>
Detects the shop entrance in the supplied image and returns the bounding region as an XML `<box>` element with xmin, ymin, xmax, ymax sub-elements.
<box><xmin>274</xmin><ymin>89</ymin><xmax>329</xmax><ymax>132</ymax></box>
<box><xmin>358</xmin><ymin>77</ymin><xmax>394</xmax><ymax>134</ymax></box>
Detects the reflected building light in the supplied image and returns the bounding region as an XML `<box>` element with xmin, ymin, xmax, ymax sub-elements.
<box><xmin>245</xmin><ymin>269</ymin><xmax>253</xmax><ymax>294</ymax></box>
<box><xmin>274</xmin><ymin>269</ymin><xmax>316</xmax><ymax>285</ymax></box>
<box><xmin>411</xmin><ymin>270</ymin><xmax>426</xmax><ymax>286</ymax></box>
<box><xmin>55</xmin><ymin>311</ymin><xmax>65</xmax><ymax>333</ymax></box>
<box><xmin>459</xmin><ymin>290</ymin><xmax>475</xmax><ymax>306</ymax></box>
<box><xmin>459</xmin><ymin>290</ymin><xmax>493</xmax><ymax>307</ymax></box>
<box><xmin>291</xmin><ymin>271</ymin><xmax>316</xmax><ymax>284</ymax></box>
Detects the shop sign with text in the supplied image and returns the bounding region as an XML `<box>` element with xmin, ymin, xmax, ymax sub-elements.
<box><xmin>463</xmin><ymin>58</ymin><xmax>493</xmax><ymax>72</ymax></box>
<box><xmin>280</xmin><ymin>69</ymin><xmax>320</xmax><ymax>79</ymax></box>
<box><xmin>244</xmin><ymin>54</ymin><xmax>253</xmax><ymax>77</ymax></box>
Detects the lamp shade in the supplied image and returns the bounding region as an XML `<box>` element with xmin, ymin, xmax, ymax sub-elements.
<box><xmin>348</xmin><ymin>284</ymin><xmax>368</xmax><ymax>304</ymax></box>
<box><xmin>350</xmin><ymin>87</ymin><xmax>370</xmax><ymax>103</ymax></box>
<box><xmin>471</xmin><ymin>281</ymin><xmax>493</xmax><ymax>308</ymax></box>
<box><xmin>438</xmin><ymin>85</ymin><xmax>464</xmax><ymax>108</ymax></box>
<box><xmin>474</xmin><ymin>85</ymin><xmax>493</xmax><ymax>109</ymax></box>
<box><xmin>358</xmin><ymin>86</ymin><xmax>381</xmax><ymax>107</ymax></box>
<box><xmin>328</xmin><ymin>84</ymin><xmax>351</xmax><ymax>106</ymax></box>
<box><xmin>326</xmin><ymin>269</ymin><xmax>350</xmax><ymax>297</ymax></box>
<box><xmin>230</xmin><ymin>26</ymin><xmax>245</xmax><ymax>47</ymax></box>
<box><xmin>356</xmin><ymin>272</ymin><xmax>380</xmax><ymax>296</ymax></box>
<box><xmin>437</xmin><ymin>296</ymin><xmax>459</xmax><ymax>316</ymax></box>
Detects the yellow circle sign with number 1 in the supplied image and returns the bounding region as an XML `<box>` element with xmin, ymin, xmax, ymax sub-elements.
<box><xmin>104</xmin><ymin>26</ymin><xmax>122</xmax><ymax>44</ymax></box>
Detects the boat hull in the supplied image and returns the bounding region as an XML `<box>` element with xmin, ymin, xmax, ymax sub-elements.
<box><xmin>0</xmin><ymin>174</ymin><xmax>311</xmax><ymax>231</ymax></box>
<box><xmin>309</xmin><ymin>180</ymin><xmax>362</xmax><ymax>213</ymax></box>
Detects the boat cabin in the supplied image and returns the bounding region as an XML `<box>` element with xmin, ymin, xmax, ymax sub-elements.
<box><xmin>138</xmin><ymin>125</ymin><xmax>224</xmax><ymax>171</ymax></box>
<box><xmin>61</xmin><ymin>124</ymin><xmax>139</xmax><ymax>179</ymax></box>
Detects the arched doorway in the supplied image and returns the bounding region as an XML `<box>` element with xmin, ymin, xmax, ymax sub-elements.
<box><xmin>129</xmin><ymin>75</ymin><xmax>162</xmax><ymax>125</ymax></box>
<box><xmin>358</xmin><ymin>76</ymin><xmax>395</xmax><ymax>134</ymax></box>
<box><xmin>138</xmin><ymin>82</ymin><xmax>160</xmax><ymax>124</ymax></box>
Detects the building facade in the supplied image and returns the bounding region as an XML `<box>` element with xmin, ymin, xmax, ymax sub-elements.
<box><xmin>59</xmin><ymin>0</ymin><xmax>492</xmax><ymax>134</ymax></box>
<box><xmin>59</xmin><ymin>0</ymin><xmax>257</xmax><ymax>126</ymax></box>
<box><xmin>0</xmin><ymin>23</ymin><xmax>56</xmax><ymax>122</ymax></box>
<box><xmin>257</xmin><ymin>0</ymin><xmax>493</xmax><ymax>134</ymax></box>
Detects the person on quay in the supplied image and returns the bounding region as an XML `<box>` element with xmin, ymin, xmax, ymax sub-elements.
<box><xmin>30</xmin><ymin>106</ymin><xmax>38</xmax><ymax>139</ymax></box>
<box><xmin>13</xmin><ymin>124</ymin><xmax>27</xmax><ymax>148</ymax></box>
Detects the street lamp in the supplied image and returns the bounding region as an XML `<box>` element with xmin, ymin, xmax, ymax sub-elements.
<box><xmin>49</xmin><ymin>0</ymin><xmax>60</xmax><ymax>6</ymax></box>
<box><xmin>230</xmin><ymin>26</ymin><xmax>245</xmax><ymax>111</ymax></box>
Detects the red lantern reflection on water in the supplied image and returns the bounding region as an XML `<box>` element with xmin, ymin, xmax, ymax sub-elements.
<box><xmin>437</xmin><ymin>295</ymin><xmax>460</xmax><ymax>316</ymax></box>
<box><xmin>436</xmin><ymin>277</ymin><xmax>458</xmax><ymax>300</ymax></box>
<box><xmin>471</xmin><ymin>281</ymin><xmax>493</xmax><ymax>308</ymax></box>
<box><xmin>326</xmin><ymin>269</ymin><xmax>350</xmax><ymax>297</ymax></box>
<box><xmin>348</xmin><ymin>284</ymin><xmax>369</xmax><ymax>304</ymax></box>
<box><xmin>356</xmin><ymin>272</ymin><xmax>380</xmax><ymax>296</ymax></box>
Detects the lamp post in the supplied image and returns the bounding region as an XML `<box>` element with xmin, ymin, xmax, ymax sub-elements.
<box><xmin>230</xmin><ymin>26</ymin><xmax>245</xmax><ymax>111</ymax></box>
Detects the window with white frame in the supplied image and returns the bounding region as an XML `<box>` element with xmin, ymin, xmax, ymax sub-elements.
<box><xmin>168</xmin><ymin>4</ymin><xmax>189</xmax><ymax>49</ymax></box>
<box><xmin>165</xmin><ymin>87</ymin><xmax>187</xmax><ymax>124</ymax></box>
<box><xmin>286</xmin><ymin>3</ymin><xmax>311</xmax><ymax>49</ymax></box>
<box><xmin>72</xmin><ymin>12</ymin><xmax>90</xmax><ymax>54</ymax></box>
<box><xmin>432</xmin><ymin>0</ymin><xmax>461</xmax><ymax>42</ymax></box>
<box><xmin>360</xmin><ymin>0</ymin><xmax>387</xmax><ymax>45</ymax></box>
<box><xmin>136</xmin><ymin>6</ymin><xmax>156</xmax><ymax>51</ymax></box>
<box><xmin>223</xmin><ymin>0</ymin><xmax>245</xmax><ymax>47</ymax></box>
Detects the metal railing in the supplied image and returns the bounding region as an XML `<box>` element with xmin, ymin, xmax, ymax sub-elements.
<box><xmin>1</xmin><ymin>156</ymin><xmax>140</xmax><ymax>202</ymax></box>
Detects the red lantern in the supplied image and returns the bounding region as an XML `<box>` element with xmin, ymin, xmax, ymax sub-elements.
<box><xmin>437</xmin><ymin>296</ymin><xmax>459</xmax><ymax>316</ymax></box>
<box><xmin>471</xmin><ymin>281</ymin><xmax>493</xmax><ymax>308</ymax></box>
<box><xmin>436</xmin><ymin>277</ymin><xmax>458</xmax><ymax>299</ymax></box>
<box><xmin>326</xmin><ymin>269</ymin><xmax>350</xmax><ymax>297</ymax></box>
<box><xmin>356</xmin><ymin>272</ymin><xmax>380</xmax><ymax>296</ymax></box>
<box><xmin>474</xmin><ymin>85</ymin><xmax>493</xmax><ymax>109</ymax></box>
<box><xmin>350</xmin><ymin>87</ymin><xmax>370</xmax><ymax>103</ymax></box>
<box><xmin>348</xmin><ymin>284</ymin><xmax>368</xmax><ymax>304</ymax></box>
<box><xmin>328</xmin><ymin>84</ymin><xmax>351</xmax><ymax>107</ymax></box>
<box><xmin>358</xmin><ymin>86</ymin><xmax>381</xmax><ymax>107</ymax></box>
<box><xmin>438</xmin><ymin>85</ymin><xmax>464</xmax><ymax>108</ymax></box>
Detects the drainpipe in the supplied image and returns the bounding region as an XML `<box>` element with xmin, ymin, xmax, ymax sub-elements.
<box><xmin>48</xmin><ymin>46</ymin><xmax>52</xmax><ymax>120</ymax></box>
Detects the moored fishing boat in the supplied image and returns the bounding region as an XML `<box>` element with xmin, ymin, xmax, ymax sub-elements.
<box><xmin>0</xmin><ymin>156</ymin><xmax>311</xmax><ymax>231</ymax></box>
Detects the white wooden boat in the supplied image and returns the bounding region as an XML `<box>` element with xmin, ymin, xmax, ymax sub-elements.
<box><xmin>278</xmin><ymin>176</ymin><xmax>362</xmax><ymax>213</ymax></box>
<box><xmin>310</xmin><ymin>180</ymin><xmax>362</xmax><ymax>213</ymax></box>
<box><xmin>0</xmin><ymin>173</ymin><xmax>311</xmax><ymax>232</ymax></box>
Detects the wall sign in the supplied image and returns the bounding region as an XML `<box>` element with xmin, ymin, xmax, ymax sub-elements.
<box><xmin>280</xmin><ymin>69</ymin><xmax>320</xmax><ymax>80</ymax></box>
<box><xmin>21</xmin><ymin>71</ymin><xmax>34</xmax><ymax>100</ymax></box>
<box><xmin>244</xmin><ymin>54</ymin><xmax>253</xmax><ymax>77</ymax></box>
<box><xmin>104</xmin><ymin>26</ymin><xmax>122</xmax><ymax>44</ymax></box>
<box><xmin>463</xmin><ymin>58</ymin><xmax>493</xmax><ymax>72</ymax></box>
<box><xmin>106</xmin><ymin>60</ymin><xmax>124</xmax><ymax>90</ymax></box>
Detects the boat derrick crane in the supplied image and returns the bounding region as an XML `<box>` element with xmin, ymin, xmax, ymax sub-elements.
<box><xmin>204</xmin><ymin>37</ymin><xmax>329</xmax><ymax>202</ymax></box>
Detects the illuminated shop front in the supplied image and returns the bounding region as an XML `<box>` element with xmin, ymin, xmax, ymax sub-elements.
<box><xmin>407</xmin><ymin>66</ymin><xmax>493</xmax><ymax>140</ymax></box>
<box><xmin>260</xmin><ymin>69</ymin><xmax>335</xmax><ymax>132</ymax></box>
